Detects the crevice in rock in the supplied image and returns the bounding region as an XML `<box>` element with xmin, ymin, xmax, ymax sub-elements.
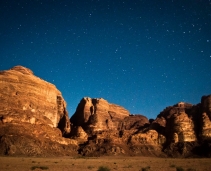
<box><xmin>57</xmin><ymin>95</ymin><xmax>70</xmax><ymax>137</ymax></box>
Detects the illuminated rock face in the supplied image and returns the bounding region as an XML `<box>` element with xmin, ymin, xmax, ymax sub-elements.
<box><xmin>0</xmin><ymin>66</ymin><xmax>211</xmax><ymax>157</ymax></box>
<box><xmin>0</xmin><ymin>66</ymin><xmax>70</xmax><ymax>135</ymax></box>
<box><xmin>0</xmin><ymin>66</ymin><xmax>78</xmax><ymax>156</ymax></box>
<box><xmin>70</xmin><ymin>97</ymin><xmax>130</xmax><ymax>133</ymax></box>
<box><xmin>154</xmin><ymin>102</ymin><xmax>197</xmax><ymax>144</ymax></box>
<box><xmin>171</xmin><ymin>112</ymin><xmax>196</xmax><ymax>142</ymax></box>
<box><xmin>201</xmin><ymin>95</ymin><xmax>211</xmax><ymax>141</ymax></box>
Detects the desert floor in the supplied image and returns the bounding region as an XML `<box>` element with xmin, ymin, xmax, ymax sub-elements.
<box><xmin>0</xmin><ymin>156</ymin><xmax>210</xmax><ymax>171</ymax></box>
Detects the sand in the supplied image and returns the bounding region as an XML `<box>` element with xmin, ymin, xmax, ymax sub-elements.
<box><xmin>0</xmin><ymin>156</ymin><xmax>210</xmax><ymax>171</ymax></box>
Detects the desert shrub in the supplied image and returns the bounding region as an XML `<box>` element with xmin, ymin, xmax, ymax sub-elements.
<box><xmin>141</xmin><ymin>166</ymin><xmax>150</xmax><ymax>171</ymax></box>
<box><xmin>31</xmin><ymin>166</ymin><xmax>49</xmax><ymax>170</ymax></box>
<box><xmin>97</xmin><ymin>166</ymin><xmax>110</xmax><ymax>171</ymax></box>
<box><xmin>176</xmin><ymin>166</ymin><xmax>184</xmax><ymax>171</ymax></box>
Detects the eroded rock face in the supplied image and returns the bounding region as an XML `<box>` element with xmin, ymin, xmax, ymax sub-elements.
<box><xmin>155</xmin><ymin>103</ymin><xmax>196</xmax><ymax>143</ymax></box>
<box><xmin>169</xmin><ymin>112</ymin><xmax>196</xmax><ymax>143</ymax></box>
<box><xmin>0</xmin><ymin>66</ymin><xmax>77</xmax><ymax>156</ymax></box>
<box><xmin>129</xmin><ymin>130</ymin><xmax>164</xmax><ymax>145</ymax></box>
<box><xmin>0</xmin><ymin>66</ymin><xmax>210</xmax><ymax>157</ymax></box>
<box><xmin>71</xmin><ymin>97</ymin><xmax>130</xmax><ymax>133</ymax></box>
<box><xmin>119</xmin><ymin>115</ymin><xmax>149</xmax><ymax>130</ymax></box>
<box><xmin>70</xmin><ymin>126</ymin><xmax>88</xmax><ymax>143</ymax></box>
<box><xmin>0</xmin><ymin>123</ymin><xmax>78</xmax><ymax>156</ymax></box>
<box><xmin>201</xmin><ymin>95</ymin><xmax>211</xmax><ymax>141</ymax></box>
<box><xmin>0</xmin><ymin>66</ymin><xmax>70</xmax><ymax>135</ymax></box>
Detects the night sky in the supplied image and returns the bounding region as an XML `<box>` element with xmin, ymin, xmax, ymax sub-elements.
<box><xmin>1</xmin><ymin>0</ymin><xmax>211</xmax><ymax>119</ymax></box>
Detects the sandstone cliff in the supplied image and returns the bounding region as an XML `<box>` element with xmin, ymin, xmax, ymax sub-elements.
<box><xmin>0</xmin><ymin>66</ymin><xmax>70</xmax><ymax>135</ymax></box>
<box><xmin>201</xmin><ymin>95</ymin><xmax>211</xmax><ymax>141</ymax></box>
<box><xmin>0</xmin><ymin>66</ymin><xmax>77</xmax><ymax>156</ymax></box>
<box><xmin>70</xmin><ymin>98</ymin><xmax>165</xmax><ymax>157</ymax></box>
<box><xmin>0</xmin><ymin>65</ymin><xmax>211</xmax><ymax>157</ymax></box>
<box><xmin>153</xmin><ymin>100</ymin><xmax>211</xmax><ymax>157</ymax></box>
<box><xmin>72</xmin><ymin>97</ymin><xmax>211</xmax><ymax>157</ymax></box>
<box><xmin>70</xmin><ymin>97</ymin><xmax>130</xmax><ymax>134</ymax></box>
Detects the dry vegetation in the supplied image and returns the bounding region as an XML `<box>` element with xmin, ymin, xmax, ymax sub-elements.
<box><xmin>0</xmin><ymin>156</ymin><xmax>210</xmax><ymax>171</ymax></box>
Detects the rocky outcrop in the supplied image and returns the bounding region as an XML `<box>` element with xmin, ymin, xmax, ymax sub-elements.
<box><xmin>201</xmin><ymin>95</ymin><xmax>211</xmax><ymax>141</ymax></box>
<box><xmin>70</xmin><ymin>97</ymin><xmax>211</xmax><ymax>157</ymax></box>
<box><xmin>0</xmin><ymin>66</ymin><xmax>76</xmax><ymax>156</ymax></box>
<box><xmin>0</xmin><ymin>66</ymin><xmax>211</xmax><ymax>157</ymax></box>
<box><xmin>119</xmin><ymin>115</ymin><xmax>149</xmax><ymax>130</ymax></box>
<box><xmin>0</xmin><ymin>123</ymin><xmax>78</xmax><ymax>156</ymax></box>
<box><xmin>154</xmin><ymin>102</ymin><xmax>196</xmax><ymax>143</ymax></box>
<box><xmin>70</xmin><ymin>97</ymin><xmax>130</xmax><ymax>134</ymax></box>
<box><xmin>70</xmin><ymin>126</ymin><xmax>88</xmax><ymax>143</ymax></box>
<box><xmin>0</xmin><ymin>66</ymin><xmax>70</xmax><ymax>135</ymax></box>
<box><xmin>122</xmin><ymin>116</ymin><xmax>166</xmax><ymax>157</ymax></box>
<box><xmin>166</xmin><ymin>112</ymin><xmax>196</xmax><ymax>143</ymax></box>
<box><xmin>152</xmin><ymin>100</ymin><xmax>211</xmax><ymax>157</ymax></box>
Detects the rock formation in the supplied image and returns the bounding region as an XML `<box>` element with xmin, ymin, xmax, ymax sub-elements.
<box><xmin>0</xmin><ymin>65</ymin><xmax>211</xmax><ymax>157</ymax></box>
<box><xmin>70</xmin><ymin>97</ymin><xmax>130</xmax><ymax>134</ymax></box>
<box><xmin>119</xmin><ymin>115</ymin><xmax>149</xmax><ymax>130</ymax></box>
<box><xmin>201</xmin><ymin>95</ymin><xmax>211</xmax><ymax>141</ymax></box>
<box><xmin>0</xmin><ymin>66</ymin><xmax>70</xmax><ymax>135</ymax></box>
<box><xmin>0</xmin><ymin>66</ymin><xmax>77</xmax><ymax>156</ymax></box>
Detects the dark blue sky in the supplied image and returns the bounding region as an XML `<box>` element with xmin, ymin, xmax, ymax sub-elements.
<box><xmin>1</xmin><ymin>0</ymin><xmax>211</xmax><ymax>119</ymax></box>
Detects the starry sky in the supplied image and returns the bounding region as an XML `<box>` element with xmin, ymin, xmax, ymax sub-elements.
<box><xmin>0</xmin><ymin>0</ymin><xmax>211</xmax><ymax>119</ymax></box>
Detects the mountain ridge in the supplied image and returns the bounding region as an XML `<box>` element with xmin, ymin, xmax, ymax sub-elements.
<box><xmin>0</xmin><ymin>66</ymin><xmax>210</xmax><ymax>157</ymax></box>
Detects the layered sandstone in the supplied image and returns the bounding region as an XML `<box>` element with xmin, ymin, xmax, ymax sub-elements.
<box><xmin>155</xmin><ymin>102</ymin><xmax>196</xmax><ymax>143</ymax></box>
<box><xmin>0</xmin><ymin>65</ymin><xmax>211</xmax><ymax>157</ymax></box>
<box><xmin>201</xmin><ymin>95</ymin><xmax>211</xmax><ymax>141</ymax></box>
<box><xmin>0</xmin><ymin>66</ymin><xmax>77</xmax><ymax>156</ymax></box>
<box><xmin>70</xmin><ymin>97</ymin><xmax>130</xmax><ymax>133</ymax></box>
<box><xmin>0</xmin><ymin>66</ymin><xmax>70</xmax><ymax>135</ymax></box>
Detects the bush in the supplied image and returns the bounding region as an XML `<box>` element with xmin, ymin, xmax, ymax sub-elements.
<box><xmin>176</xmin><ymin>167</ymin><xmax>184</xmax><ymax>171</ymax></box>
<box><xmin>141</xmin><ymin>166</ymin><xmax>150</xmax><ymax>171</ymax></box>
<box><xmin>31</xmin><ymin>166</ymin><xmax>49</xmax><ymax>170</ymax></box>
<box><xmin>97</xmin><ymin>166</ymin><xmax>110</xmax><ymax>171</ymax></box>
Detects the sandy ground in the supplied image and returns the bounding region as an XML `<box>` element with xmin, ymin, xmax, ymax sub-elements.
<box><xmin>0</xmin><ymin>156</ymin><xmax>210</xmax><ymax>171</ymax></box>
